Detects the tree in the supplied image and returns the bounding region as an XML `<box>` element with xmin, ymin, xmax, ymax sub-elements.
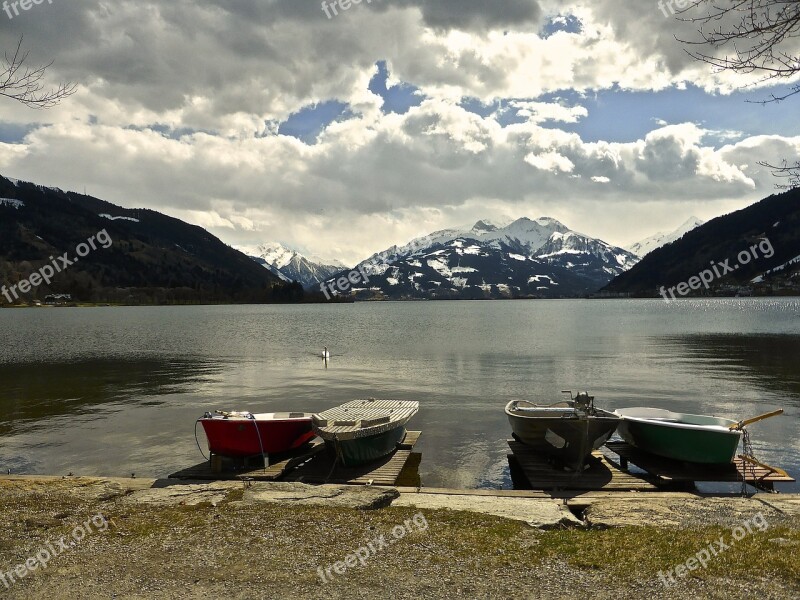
<box><xmin>678</xmin><ymin>1</ymin><xmax>800</xmax><ymax>188</ymax></box>
<box><xmin>0</xmin><ymin>36</ymin><xmax>76</xmax><ymax>109</ymax></box>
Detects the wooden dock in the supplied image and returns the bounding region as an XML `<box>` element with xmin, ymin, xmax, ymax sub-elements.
<box><xmin>169</xmin><ymin>439</ymin><xmax>327</xmax><ymax>482</ymax></box>
<box><xmin>605</xmin><ymin>441</ymin><xmax>796</xmax><ymax>491</ymax></box>
<box><xmin>284</xmin><ymin>431</ymin><xmax>421</xmax><ymax>486</ymax></box>
<box><xmin>507</xmin><ymin>439</ymin><xmax>659</xmax><ymax>491</ymax></box>
<box><xmin>169</xmin><ymin>431</ymin><xmax>421</xmax><ymax>486</ymax></box>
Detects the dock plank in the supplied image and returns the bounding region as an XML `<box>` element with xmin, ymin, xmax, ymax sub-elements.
<box><xmin>507</xmin><ymin>440</ymin><xmax>659</xmax><ymax>491</ymax></box>
<box><xmin>605</xmin><ymin>441</ymin><xmax>795</xmax><ymax>489</ymax></box>
<box><xmin>168</xmin><ymin>439</ymin><xmax>325</xmax><ymax>482</ymax></box>
<box><xmin>285</xmin><ymin>431</ymin><xmax>422</xmax><ymax>486</ymax></box>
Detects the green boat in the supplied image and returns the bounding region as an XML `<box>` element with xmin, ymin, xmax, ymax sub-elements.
<box><xmin>312</xmin><ymin>399</ymin><xmax>419</xmax><ymax>467</ymax></box>
<box><xmin>614</xmin><ymin>407</ymin><xmax>742</xmax><ymax>464</ymax></box>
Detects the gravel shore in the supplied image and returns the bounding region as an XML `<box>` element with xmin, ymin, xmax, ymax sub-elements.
<box><xmin>1</xmin><ymin>476</ymin><xmax>798</xmax><ymax>599</ymax></box>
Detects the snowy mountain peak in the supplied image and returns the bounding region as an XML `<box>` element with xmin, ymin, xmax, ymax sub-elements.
<box><xmin>240</xmin><ymin>242</ymin><xmax>344</xmax><ymax>288</ymax></box>
<box><xmin>249</xmin><ymin>242</ymin><xmax>296</xmax><ymax>269</ymax></box>
<box><xmin>535</xmin><ymin>216</ymin><xmax>568</xmax><ymax>230</ymax></box>
<box><xmin>626</xmin><ymin>216</ymin><xmax>705</xmax><ymax>258</ymax></box>
<box><xmin>471</xmin><ymin>220</ymin><xmax>500</xmax><ymax>234</ymax></box>
<box><xmin>678</xmin><ymin>216</ymin><xmax>704</xmax><ymax>231</ymax></box>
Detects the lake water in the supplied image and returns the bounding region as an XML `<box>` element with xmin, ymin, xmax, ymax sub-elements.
<box><xmin>1</xmin><ymin>299</ymin><xmax>798</xmax><ymax>491</ymax></box>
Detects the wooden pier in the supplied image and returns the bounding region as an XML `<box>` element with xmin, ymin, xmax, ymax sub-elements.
<box><xmin>507</xmin><ymin>439</ymin><xmax>659</xmax><ymax>491</ymax></box>
<box><xmin>169</xmin><ymin>431</ymin><xmax>421</xmax><ymax>486</ymax></box>
<box><xmin>283</xmin><ymin>431</ymin><xmax>421</xmax><ymax>486</ymax></box>
<box><xmin>605</xmin><ymin>441</ymin><xmax>796</xmax><ymax>491</ymax></box>
<box><xmin>508</xmin><ymin>439</ymin><xmax>795</xmax><ymax>492</ymax></box>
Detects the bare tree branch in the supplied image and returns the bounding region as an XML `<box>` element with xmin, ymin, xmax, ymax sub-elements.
<box><xmin>677</xmin><ymin>1</ymin><xmax>800</xmax><ymax>187</ymax></box>
<box><xmin>760</xmin><ymin>159</ymin><xmax>800</xmax><ymax>188</ymax></box>
<box><xmin>0</xmin><ymin>35</ymin><xmax>77</xmax><ymax>109</ymax></box>
<box><xmin>677</xmin><ymin>1</ymin><xmax>800</xmax><ymax>101</ymax></box>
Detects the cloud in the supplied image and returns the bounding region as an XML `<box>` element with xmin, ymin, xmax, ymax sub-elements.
<box><xmin>372</xmin><ymin>0</ymin><xmax>543</xmax><ymax>31</ymax></box>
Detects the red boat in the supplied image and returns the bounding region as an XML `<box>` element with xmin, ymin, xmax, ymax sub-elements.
<box><xmin>198</xmin><ymin>411</ymin><xmax>316</xmax><ymax>457</ymax></box>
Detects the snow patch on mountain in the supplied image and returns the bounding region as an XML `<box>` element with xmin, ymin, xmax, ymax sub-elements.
<box><xmin>99</xmin><ymin>213</ymin><xmax>139</xmax><ymax>223</ymax></box>
<box><xmin>0</xmin><ymin>198</ymin><xmax>24</xmax><ymax>209</ymax></box>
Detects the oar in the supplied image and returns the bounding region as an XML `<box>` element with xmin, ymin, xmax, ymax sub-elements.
<box><xmin>729</xmin><ymin>409</ymin><xmax>784</xmax><ymax>430</ymax></box>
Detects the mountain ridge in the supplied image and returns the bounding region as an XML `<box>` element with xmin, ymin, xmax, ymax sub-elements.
<box><xmin>604</xmin><ymin>188</ymin><xmax>800</xmax><ymax>296</ymax></box>
<box><xmin>325</xmin><ymin>217</ymin><xmax>639</xmax><ymax>300</ymax></box>
<box><xmin>627</xmin><ymin>216</ymin><xmax>705</xmax><ymax>257</ymax></box>
<box><xmin>0</xmin><ymin>174</ymin><xmax>306</xmax><ymax>305</ymax></box>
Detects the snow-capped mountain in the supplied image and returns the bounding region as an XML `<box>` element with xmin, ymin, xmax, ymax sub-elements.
<box><xmin>326</xmin><ymin>217</ymin><xmax>639</xmax><ymax>300</ymax></box>
<box><xmin>626</xmin><ymin>217</ymin><xmax>705</xmax><ymax>258</ymax></box>
<box><xmin>362</xmin><ymin>217</ymin><xmax>566</xmax><ymax>267</ymax></box>
<box><xmin>242</xmin><ymin>242</ymin><xmax>344</xmax><ymax>288</ymax></box>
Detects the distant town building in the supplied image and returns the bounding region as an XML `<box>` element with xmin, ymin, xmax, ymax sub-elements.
<box><xmin>44</xmin><ymin>294</ymin><xmax>73</xmax><ymax>305</ymax></box>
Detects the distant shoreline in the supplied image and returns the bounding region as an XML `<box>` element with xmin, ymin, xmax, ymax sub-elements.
<box><xmin>1</xmin><ymin>293</ymin><xmax>798</xmax><ymax>309</ymax></box>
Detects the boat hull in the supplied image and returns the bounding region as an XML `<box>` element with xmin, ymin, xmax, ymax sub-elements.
<box><xmin>616</xmin><ymin>409</ymin><xmax>741</xmax><ymax>464</ymax></box>
<box><xmin>313</xmin><ymin>399</ymin><xmax>419</xmax><ymax>467</ymax></box>
<box><xmin>200</xmin><ymin>414</ymin><xmax>315</xmax><ymax>457</ymax></box>
<box><xmin>506</xmin><ymin>403</ymin><xmax>619</xmax><ymax>471</ymax></box>
<box><xmin>330</xmin><ymin>426</ymin><xmax>407</xmax><ymax>467</ymax></box>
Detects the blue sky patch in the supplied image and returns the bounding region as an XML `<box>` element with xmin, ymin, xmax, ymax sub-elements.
<box><xmin>540</xmin><ymin>14</ymin><xmax>583</xmax><ymax>38</ymax></box>
<box><xmin>369</xmin><ymin>61</ymin><xmax>424</xmax><ymax>115</ymax></box>
<box><xmin>0</xmin><ymin>122</ymin><xmax>37</xmax><ymax>144</ymax></box>
<box><xmin>278</xmin><ymin>101</ymin><xmax>354</xmax><ymax>143</ymax></box>
<box><xmin>536</xmin><ymin>84</ymin><xmax>800</xmax><ymax>145</ymax></box>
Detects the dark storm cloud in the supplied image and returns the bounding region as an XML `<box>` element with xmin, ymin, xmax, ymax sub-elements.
<box><xmin>382</xmin><ymin>0</ymin><xmax>542</xmax><ymax>31</ymax></box>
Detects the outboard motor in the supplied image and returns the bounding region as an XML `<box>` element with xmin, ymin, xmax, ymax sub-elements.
<box><xmin>574</xmin><ymin>392</ymin><xmax>594</xmax><ymax>412</ymax></box>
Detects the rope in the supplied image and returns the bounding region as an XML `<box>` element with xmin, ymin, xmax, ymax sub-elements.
<box><xmin>323</xmin><ymin>443</ymin><xmax>342</xmax><ymax>483</ymax></box>
<box><xmin>249</xmin><ymin>414</ymin><xmax>268</xmax><ymax>472</ymax></box>
<box><xmin>194</xmin><ymin>419</ymin><xmax>210</xmax><ymax>462</ymax></box>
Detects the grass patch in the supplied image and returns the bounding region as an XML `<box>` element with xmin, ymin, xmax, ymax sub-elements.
<box><xmin>531</xmin><ymin>522</ymin><xmax>800</xmax><ymax>583</ymax></box>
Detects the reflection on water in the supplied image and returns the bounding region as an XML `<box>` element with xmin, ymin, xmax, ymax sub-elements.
<box><xmin>0</xmin><ymin>358</ymin><xmax>223</xmax><ymax>435</ymax></box>
<box><xmin>0</xmin><ymin>299</ymin><xmax>798</xmax><ymax>491</ymax></box>
<box><xmin>664</xmin><ymin>334</ymin><xmax>800</xmax><ymax>398</ymax></box>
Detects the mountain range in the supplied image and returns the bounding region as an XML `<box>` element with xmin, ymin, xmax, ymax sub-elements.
<box><xmin>5</xmin><ymin>171</ymin><xmax>793</xmax><ymax>305</ymax></box>
<box><xmin>322</xmin><ymin>217</ymin><xmax>640</xmax><ymax>300</ymax></box>
<box><xmin>245</xmin><ymin>215</ymin><xmax>712</xmax><ymax>300</ymax></box>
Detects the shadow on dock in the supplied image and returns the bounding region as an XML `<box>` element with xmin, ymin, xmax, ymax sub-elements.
<box><xmin>508</xmin><ymin>439</ymin><xmax>795</xmax><ymax>494</ymax></box>
<box><xmin>169</xmin><ymin>431</ymin><xmax>422</xmax><ymax>487</ymax></box>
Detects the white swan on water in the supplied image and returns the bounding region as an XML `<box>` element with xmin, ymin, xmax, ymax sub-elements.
<box><xmin>322</xmin><ymin>346</ymin><xmax>331</xmax><ymax>358</ymax></box>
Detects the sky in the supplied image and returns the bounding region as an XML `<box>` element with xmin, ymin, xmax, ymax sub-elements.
<box><xmin>0</xmin><ymin>1</ymin><xmax>798</xmax><ymax>265</ymax></box>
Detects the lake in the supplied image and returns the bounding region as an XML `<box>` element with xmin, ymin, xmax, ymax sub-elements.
<box><xmin>1</xmin><ymin>299</ymin><xmax>798</xmax><ymax>491</ymax></box>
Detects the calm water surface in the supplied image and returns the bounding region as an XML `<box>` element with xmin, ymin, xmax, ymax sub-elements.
<box><xmin>1</xmin><ymin>299</ymin><xmax>798</xmax><ymax>491</ymax></box>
